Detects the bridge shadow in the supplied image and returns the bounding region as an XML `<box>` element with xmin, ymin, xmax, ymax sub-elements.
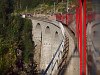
<box><xmin>58</xmin><ymin>46</ymin><xmax>77</xmax><ymax>75</ymax></box>
<box><xmin>58</xmin><ymin>55</ymin><xmax>72</xmax><ymax>75</ymax></box>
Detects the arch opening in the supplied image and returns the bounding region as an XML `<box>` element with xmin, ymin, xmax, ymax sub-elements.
<box><xmin>36</xmin><ymin>23</ymin><xmax>41</xmax><ymax>30</ymax></box>
<box><xmin>34</xmin><ymin>23</ymin><xmax>42</xmax><ymax>42</ymax></box>
<box><xmin>54</xmin><ymin>31</ymin><xmax>59</xmax><ymax>43</ymax></box>
<box><xmin>55</xmin><ymin>31</ymin><xmax>59</xmax><ymax>38</ymax></box>
<box><xmin>45</xmin><ymin>26</ymin><xmax>51</xmax><ymax>35</ymax></box>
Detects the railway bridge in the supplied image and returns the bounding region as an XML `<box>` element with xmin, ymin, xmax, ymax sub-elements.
<box><xmin>31</xmin><ymin>17</ymin><xmax>79</xmax><ymax>75</ymax></box>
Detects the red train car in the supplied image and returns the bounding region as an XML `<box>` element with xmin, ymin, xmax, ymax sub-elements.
<box><xmin>87</xmin><ymin>11</ymin><xmax>95</xmax><ymax>22</ymax></box>
<box><xmin>55</xmin><ymin>13</ymin><xmax>74</xmax><ymax>25</ymax></box>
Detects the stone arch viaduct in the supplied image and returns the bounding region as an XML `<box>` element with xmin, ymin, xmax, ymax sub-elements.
<box><xmin>31</xmin><ymin>18</ymin><xmax>79</xmax><ymax>75</ymax></box>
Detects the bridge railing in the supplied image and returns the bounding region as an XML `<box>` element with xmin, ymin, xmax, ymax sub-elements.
<box><xmin>42</xmin><ymin>40</ymin><xmax>64</xmax><ymax>75</ymax></box>
<box><xmin>57</xmin><ymin>37</ymin><xmax>69</xmax><ymax>71</ymax></box>
<box><xmin>42</xmin><ymin>36</ymin><xmax>69</xmax><ymax>75</ymax></box>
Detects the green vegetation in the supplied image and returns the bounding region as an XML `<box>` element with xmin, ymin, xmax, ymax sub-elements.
<box><xmin>13</xmin><ymin>0</ymin><xmax>69</xmax><ymax>14</ymax></box>
<box><xmin>0</xmin><ymin>0</ymin><xmax>37</xmax><ymax>74</ymax></box>
<box><xmin>0</xmin><ymin>14</ymin><xmax>37</xmax><ymax>74</ymax></box>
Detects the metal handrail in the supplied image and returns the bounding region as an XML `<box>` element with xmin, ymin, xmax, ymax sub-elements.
<box><xmin>58</xmin><ymin>37</ymin><xmax>69</xmax><ymax>71</ymax></box>
<box><xmin>42</xmin><ymin>40</ymin><xmax>63</xmax><ymax>75</ymax></box>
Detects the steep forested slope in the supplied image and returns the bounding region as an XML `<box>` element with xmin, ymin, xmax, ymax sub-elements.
<box><xmin>0</xmin><ymin>0</ymin><xmax>37</xmax><ymax>75</ymax></box>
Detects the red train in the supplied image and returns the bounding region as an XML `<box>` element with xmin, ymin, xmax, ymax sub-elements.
<box><xmin>55</xmin><ymin>13</ymin><xmax>74</xmax><ymax>25</ymax></box>
<box><xmin>55</xmin><ymin>11</ymin><xmax>95</xmax><ymax>25</ymax></box>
